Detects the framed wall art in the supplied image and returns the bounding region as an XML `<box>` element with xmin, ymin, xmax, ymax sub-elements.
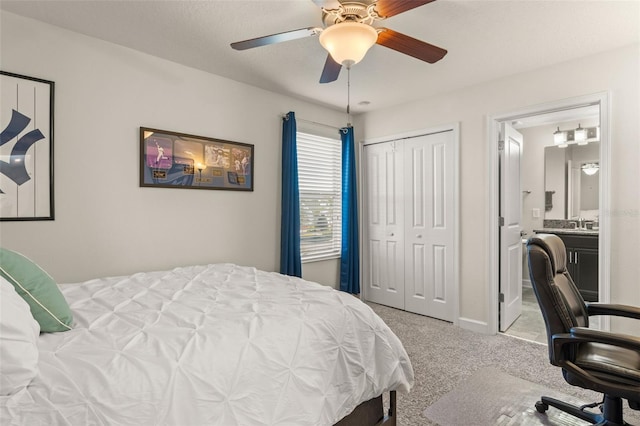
<box><xmin>140</xmin><ymin>127</ymin><xmax>254</xmax><ymax>191</ymax></box>
<box><xmin>0</xmin><ymin>71</ymin><xmax>55</xmax><ymax>221</ymax></box>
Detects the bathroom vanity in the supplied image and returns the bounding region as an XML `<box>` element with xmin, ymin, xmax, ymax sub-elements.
<box><xmin>534</xmin><ymin>229</ymin><xmax>599</xmax><ymax>301</ymax></box>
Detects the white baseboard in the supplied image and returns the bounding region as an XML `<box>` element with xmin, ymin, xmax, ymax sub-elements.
<box><xmin>458</xmin><ymin>317</ymin><xmax>491</xmax><ymax>334</ymax></box>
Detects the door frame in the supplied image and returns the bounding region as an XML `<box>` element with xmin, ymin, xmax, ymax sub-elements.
<box><xmin>359</xmin><ymin>123</ymin><xmax>460</xmax><ymax>326</ymax></box>
<box><xmin>487</xmin><ymin>92</ymin><xmax>611</xmax><ymax>334</ymax></box>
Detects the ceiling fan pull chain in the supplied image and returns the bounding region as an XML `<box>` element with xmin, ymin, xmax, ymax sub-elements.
<box><xmin>346</xmin><ymin>66</ymin><xmax>352</xmax><ymax>127</ymax></box>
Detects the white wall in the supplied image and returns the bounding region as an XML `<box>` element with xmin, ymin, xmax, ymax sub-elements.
<box><xmin>356</xmin><ymin>44</ymin><xmax>640</xmax><ymax>334</ymax></box>
<box><xmin>0</xmin><ymin>12</ymin><xmax>346</xmax><ymax>287</ymax></box>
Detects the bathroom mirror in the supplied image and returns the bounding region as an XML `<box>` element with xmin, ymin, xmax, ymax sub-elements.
<box><xmin>544</xmin><ymin>142</ymin><xmax>599</xmax><ymax>220</ymax></box>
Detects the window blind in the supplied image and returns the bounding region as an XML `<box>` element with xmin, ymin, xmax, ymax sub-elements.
<box><xmin>297</xmin><ymin>131</ymin><xmax>342</xmax><ymax>262</ymax></box>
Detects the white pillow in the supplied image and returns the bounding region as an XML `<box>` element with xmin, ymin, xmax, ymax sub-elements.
<box><xmin>0</xmin><ymin>276</ymin><xmax>40</xmax><ymax>396</ymax></box>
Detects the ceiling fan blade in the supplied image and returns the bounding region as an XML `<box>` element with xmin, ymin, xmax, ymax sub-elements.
<box><xmin>231</xmin><ymin>27</ymin><xmax>319</xmax><ymax>50</ymax></box>
<box><xmin>376</xmin><ymin>28</ymin><xmax>447</xmax><ymax>63</ymax></box>
<box><xmin>319</xmin><ymin>54</ymin><xmax>342</xmax><ymax>83</ymax></box>
<box><xmin>310</xmin><ymin>0</ymin><xmax>342</xmax><ymax>10</ymax></box>
<box><xmin>375</xmin><ymin>0</ymin><xmax>436</xmax><ymax>18</ymax></box>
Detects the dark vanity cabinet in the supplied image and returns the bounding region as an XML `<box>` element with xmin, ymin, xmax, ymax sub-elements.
<box><xmin>557</xmin><ymin>233</ymin><xmax>599</xmax><ymax>301</ymax></box>
<box><xmin>534</xmin><ymin>230</ymin><xmax>599</xmax><ymax>301</ymax></box>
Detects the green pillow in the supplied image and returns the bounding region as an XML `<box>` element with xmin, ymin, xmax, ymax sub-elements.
<box><xmin>0</xmin><ymin>248</ymin><xmax>73</xmax><ymax>332</ymax></box>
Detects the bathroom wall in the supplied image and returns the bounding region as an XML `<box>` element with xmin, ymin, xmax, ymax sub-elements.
<box><xmin>519</xmin><ymin>118</ymin><xmax>600</xmax><ymax>237</ymax></box>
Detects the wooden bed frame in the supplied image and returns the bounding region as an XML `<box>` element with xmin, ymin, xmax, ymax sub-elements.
<box><xmin>335</xmin><ymin>390</ymin><xmax>396</xmax><ymax>426</ymax></box>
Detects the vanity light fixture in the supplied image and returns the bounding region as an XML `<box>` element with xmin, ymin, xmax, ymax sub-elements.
<box><xmin>581</xmin><ymin>162</ymin><xmax>599</xmax><ymax>176</ymax></box>
<box><xmin>574</xmin><ymin>123</ymin><xmax>588</xmax><ymax>145</ymax></box>
<box><xmin>552</xmin><ymin>125</ymin><xmax>599</xmax><ymax>147</ymax></box>
<box><xmin>553</xmin><ymin>127</ymin><xmax>566</xmax><ymax>145</ymax></box>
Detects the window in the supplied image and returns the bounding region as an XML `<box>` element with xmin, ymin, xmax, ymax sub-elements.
<box><xmin>297</xmin><ymin>131</ymin><xmax>342</xmax><ymax>262</ymax></box>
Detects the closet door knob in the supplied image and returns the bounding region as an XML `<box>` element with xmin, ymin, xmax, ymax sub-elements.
<box><xmin>389</xmin><ymin>233</ymin><xmax>394</xmax><ymax>237</ymax></box>
<box><xmin>417</xmin><ymin>234</ymin><xmax>423</xmax><ymax>238</ymax></box>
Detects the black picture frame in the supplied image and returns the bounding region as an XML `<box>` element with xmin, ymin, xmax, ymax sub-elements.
<box><xmin>140</xmin><ymin>127</ymin><xmax>254</xmax><ymax>191</ymax></box>
<box><xmin>0</xmin><ymin>71</ymin><xmax>55</xmax><ymax>221</ymax></box>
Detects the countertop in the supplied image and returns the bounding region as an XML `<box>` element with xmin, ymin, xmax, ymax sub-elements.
<box><xmin>533</xmin><ymin>228</ymin><xmax>599</xmax><ymax>236</ymax></box>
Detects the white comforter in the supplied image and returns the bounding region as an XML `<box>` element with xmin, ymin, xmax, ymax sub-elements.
<box><xmin>1</xmin><ymin>264</ymin><xmax>413</xmax><ymax>425</ymax></box>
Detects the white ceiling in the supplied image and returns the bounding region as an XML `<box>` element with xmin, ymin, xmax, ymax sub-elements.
<box><xmin>2</xmin><ymin>0</ymin><xmax>639</xmax><ymax>114</ymax></box>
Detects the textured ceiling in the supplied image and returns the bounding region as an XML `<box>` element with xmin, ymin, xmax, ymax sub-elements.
<box><xmin>2</xmin><ymin>0</ymin><xmax>639</xmax><ymax>114</ymax></box>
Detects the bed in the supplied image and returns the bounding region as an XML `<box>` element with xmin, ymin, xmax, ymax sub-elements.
<box><xmin>0</xmin><ymin>253</ymin><xmax>413</xmax><ymax>426</ymax></box>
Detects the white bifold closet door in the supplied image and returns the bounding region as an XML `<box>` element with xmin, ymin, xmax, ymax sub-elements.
<box><xmin>363</xmin><ymin>131</ymin><xmax>455</xmax><ymax>322</ymax></box>
<box><xmin>363</xmin><ymin>140</ymin><xmax>405</xmax><ymax>310</ymax></box>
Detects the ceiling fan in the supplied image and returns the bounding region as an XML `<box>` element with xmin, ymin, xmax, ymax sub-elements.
<box><xmin>230</xmin><ymin>0</ymin><xmax>447</xmax><ymax>83</ymax></box>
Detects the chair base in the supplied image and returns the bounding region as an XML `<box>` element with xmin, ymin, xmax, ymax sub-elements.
<box><xmin>535</xmin><ymin>395</ymin><xmax>631</xmax><ymax>426</ymax></box>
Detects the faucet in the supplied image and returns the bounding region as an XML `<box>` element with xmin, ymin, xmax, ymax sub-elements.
<box><xmin>578</xmin><ymin>217</ymin><xmax>585</xmax><ymax>230</ymax></box>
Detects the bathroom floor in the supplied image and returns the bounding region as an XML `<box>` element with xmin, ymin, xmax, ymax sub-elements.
<box><xmin>503</xmin><ymin>287</ymin><xmax>547</xmax><ymax>344</ymax></box>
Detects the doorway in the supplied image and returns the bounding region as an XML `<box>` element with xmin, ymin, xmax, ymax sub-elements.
<box><xmin>488</xmin><ymin>92</ymin><xmax>611</xmax><ymax>337</ymax></box>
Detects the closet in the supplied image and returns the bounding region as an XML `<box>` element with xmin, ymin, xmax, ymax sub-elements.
<box><xmin>362</xmin><ymin>130</ymin><xmax>457</xmax><ymax>322</ymax></box>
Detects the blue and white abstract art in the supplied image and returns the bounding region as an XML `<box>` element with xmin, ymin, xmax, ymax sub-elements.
<box><xmin>0</xmin><ymin>72</ymin><xmax>54</xmax><ymax>220</ymax></box>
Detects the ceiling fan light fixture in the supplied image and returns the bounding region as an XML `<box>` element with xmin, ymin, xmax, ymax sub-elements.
<box><xmin>319</xmin><ymin>22</ymin><xmax>378</xmax><ymax>67</ymax></box>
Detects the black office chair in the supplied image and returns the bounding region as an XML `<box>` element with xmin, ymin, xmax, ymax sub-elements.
<box><xmin>526</xmin><ymin>234</ymin><xmax>640</xmax><ymax>425</ymax></box>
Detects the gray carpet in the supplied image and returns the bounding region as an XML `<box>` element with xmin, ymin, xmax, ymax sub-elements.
<box><xmin>368</xmin><ymin>302</ymin><xmax>640</xmax><ymax>426</ymax></box>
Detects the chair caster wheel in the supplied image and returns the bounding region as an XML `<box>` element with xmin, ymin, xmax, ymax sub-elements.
<box><xmin>535</xmin><ymin>401</ymin><xmax>549</xmax><ymax>413</ymax></box>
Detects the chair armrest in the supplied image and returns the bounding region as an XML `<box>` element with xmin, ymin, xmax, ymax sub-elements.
<box><xmin>567</xmin><ymin>327</ymin><xmax>640</xmax><ymax>351</ymax></box>
<box><xmin>585</xmin><ymin>303</ymin><xmax>640</xmax><ymax>319</ymax></box>
<box><xmin>550</xmin><ymin>329</ymin><xmax>640</xmax><ymax>400</ymax></box>
<box><xmin>551</xmin><ymin>328</ymin><xmax>640</xmax><ymax>364</ymax></box>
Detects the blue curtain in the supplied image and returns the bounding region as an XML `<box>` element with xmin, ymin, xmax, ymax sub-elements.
<box><xmin>280</xmin><ymin>112</ymin><xmax>302</xmax><ymax>277</ymax></box>
<box><xmin>340</xmin><ymin>126</ymin><xmax>360</xmax><ymax>294</ymax></box>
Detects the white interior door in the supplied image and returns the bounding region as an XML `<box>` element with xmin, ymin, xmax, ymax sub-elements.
<box><xmin>363</xmin><ymin>141</ymin><xmax>404</xmax><ymax>309</ymax></box>
<box><xmin>404</xmin><ymin>131</ymin><xmax>455</xmax><ymax>321</ymax></box>
<box><xmin>499</xmin><ymin>123</ymin><xmax>523</xmax><ymax>332</ymax></box>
